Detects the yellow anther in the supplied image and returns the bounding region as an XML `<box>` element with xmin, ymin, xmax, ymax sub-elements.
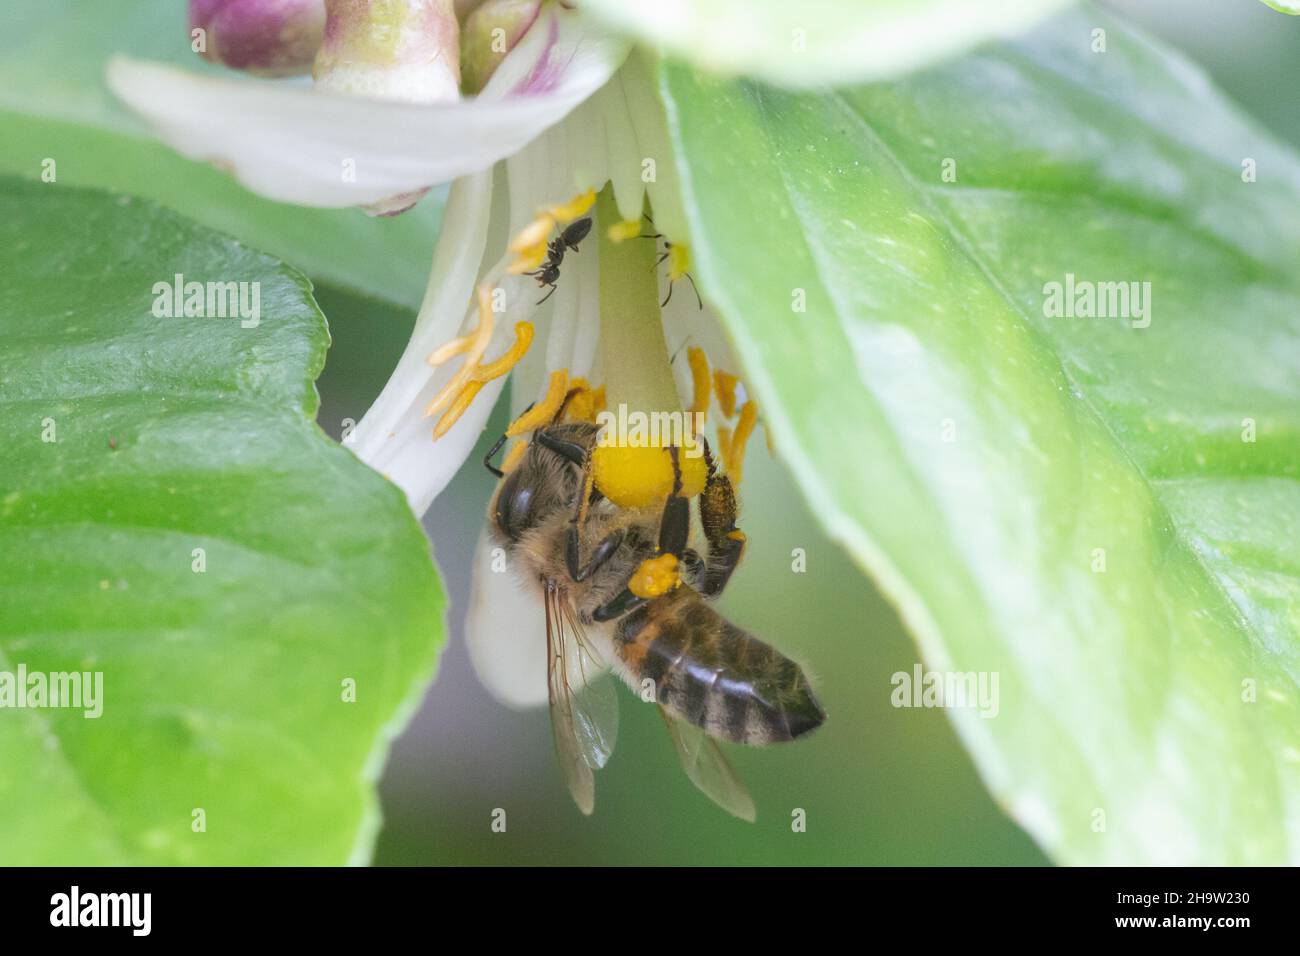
<box><xmin>686</xmin><ymin>347</ymin><xmax>711</xmax><ymax>420</ymax></box>
<box><xmin>546</xmin><ymin>187</ymin><xmax>596</xmax><ymax>223</ymax></box>
<box><xmin>432</xmin><ymin>381</ymin><xmax>483</xmax><ymax>441</ymax></box>
<box><xmin>502</xmin><ymin>440</ymin><xmax>528</xmax><ymax>474</ymax></box>
<box><xmin>507</xmin><ymin>369</ymin><xmax>569</xmax><ymax>436</ymax></box>
<box><xmin>508</xmin><ymin>239</ymin><xmax>549</xmax><ymax>275</ymax></box>
<box><xmin>508</xmin><ymin>213</ymin><xmax>556</xmax><ymax>254</ymax></box>
<box><xmin>507</xmin><ymin>212</ymin><xmax>556</xmax><ymax>274</ymax></box>
<box><xmin>668</xmin><ymin>242</ymin><xmax>692</xmax><ymax>282</ymax></box>
<box><xmin>565</xmin><ymin>377</ymin><xmax>597</xmax><ymax>423</ymax></box>
<box><xmin>426</xmin><ymin>333</ymin><xmax>475</xmax><ymax>367</ymax></box>
<box><xmin>713</xmin><ymin>370</ymin><xmax>739</xmax><ymax>419</ymax></box>
<box><xmin>472</xmin><ymin>321</ymin><xmax>533</xmax><ymax>382</ymax></box>
<box><xmin>628</xmin><ymin>553</ymin><xmax>681</xmax><ymax>599</ymax></box>
<box><xmin>591</xmin><ymin>443</ymin><xmax>708</xmax><ymax>509</ymax></box>
<box><xmin>606</xmin><ymin>218</ymin><xmax>644</xmax><ymax>243</ymax></box>
<box><xmin>425</xmin><ymin>284</ymin><xmax>496</xmax><ymax>417</ymax></box>
<box><xmin>722</xmin><ymin>400</ymin><xmax>758</xmax><ymax>485</ymax></box>
<box><xmin>716</xmin><ymin>426</ymin><xmax>733</xmax><ymax>470</ymax></box>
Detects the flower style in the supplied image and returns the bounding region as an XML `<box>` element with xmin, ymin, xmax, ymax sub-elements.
<box><xmin>109</xmin><ymin>0</ymin><xmax>762</xmax><ymax>707</ymax></box>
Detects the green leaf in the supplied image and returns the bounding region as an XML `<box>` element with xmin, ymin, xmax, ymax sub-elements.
<box><xmin>1259</xmin><ymin>0</ymin><xmax>1300</xmax><ymax>15</ymax></box>
<box><xmin>660</xmin><ymin>6</ymin><xmax>1300</xmax><ymax>864</ymax></box>
<box><xmin>582</xmin><ymin>0</ymin><xmax>1070</xmax><ymax>88</ymax></box>
<box><xmin>0</xmin><ymin>176</ymin><xmax>444</xmax><ymax>864</ymax></box>
<box><xmin>0</xmin><ymin>0</ymin><xmax>439</xmax><ymax>310</ymax></box>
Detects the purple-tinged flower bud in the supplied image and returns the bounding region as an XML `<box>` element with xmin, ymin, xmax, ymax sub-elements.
<box><xmin>190</xmin><ymin>0</ymin><xmax>326</xmax><ymax>77</ymax></box>
<box><xmin>460</xmin><ymin>0</ymin><xmax>540</xmax><ymax>94</ymax></box>
<box><xmin>313</xmin><ymin>0</ymin><xmax>461</xmax><ymax>105</ymax></box>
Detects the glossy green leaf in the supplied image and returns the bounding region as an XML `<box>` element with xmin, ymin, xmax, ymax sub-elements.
<box><xmin>0</xmin><ymin>177</ymin><xmax>444</xmax><ymax>864</ymax></box>
<box><xmin>582</xmin><ymin>0</ymin><xmax>1070</xmax><ymax>88</ymax></box>
<box><xmin>1260</xmin><ymin>1</ymin><xmax>1300</xmax><ymax>15</ymax></box>
<box><xmin>0</xmin><ymin>0</ymin><xmax>439</xmax><ymax>310</ymax></box>
<box><xmin>660</xmin><ymin>7</ymin><xmax>1300</xmax><ymax>864</ymax></box>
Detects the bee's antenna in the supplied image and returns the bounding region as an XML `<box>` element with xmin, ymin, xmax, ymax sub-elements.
<box><xmin>483</xmin><ymin>432</ymin><xmax>508</xmax><ymax>478</ymax></box>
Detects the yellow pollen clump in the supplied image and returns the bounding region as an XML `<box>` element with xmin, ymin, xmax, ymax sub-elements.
<box><xmin>628</xmin><ymin>553</ymin><xmax>680</xmax><ymax>599</ymax></box>
<box><xmin>667</xmin><ymin>242</ymin><xmax>692</xmax><ymax>282</ymax></box>
<box><xmin>507</xmin><ymin>369</ymin><xmax>569</xmax><ymax>437</ymax></box>
<box><xmin>591</xmin><ymin>443</ymin><xmax>707</xmax><ymax>509</ymax></box>
<box><xmin>606</xmin><ymin>218</ymin><xmax>644</xmax><ymax>243</ymax></box>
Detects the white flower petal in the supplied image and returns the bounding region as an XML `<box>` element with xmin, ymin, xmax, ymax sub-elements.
<box><xmin>107</xmin><ymin>8</ymin><xmax>629</xmax><ymax>207</ymax></box>
<box><xmin>349</xmin><ymin>170</ymin><xmax>503</xmax><ymax>514</ymax></box>
<box><xmin>465</xmin><ymin>530</ymin><xmax>550</xmax><ymax>709</ymax></box>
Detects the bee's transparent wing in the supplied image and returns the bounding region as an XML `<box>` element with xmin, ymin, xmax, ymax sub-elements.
<box><xmin>659</xmin><ymin>706</ymin><xmax>756</xmax><ymax>823</ymax></box>
<box><xmin>546</xmin><ymin>583</ymin><xmax>619</xmax><ymax>814</ymax></box>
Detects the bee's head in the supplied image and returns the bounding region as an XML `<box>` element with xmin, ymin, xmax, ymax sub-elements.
<box><xmin>489</xmin><ymin>423</ymin><xmax>599</xmax><ymax>542</ymax></box>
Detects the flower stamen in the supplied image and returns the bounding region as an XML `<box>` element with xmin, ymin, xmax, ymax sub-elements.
<box><xmin>686</xmin><ymin>346</ymin><xmax>711</xmax><ymax>420</ymax></box>
<box><xmin>425</xmin><ymin>284</ymin><xmax>496</xmax><ymax>417</ymax></box>
<box><xmin>502</xmin><ymin>440</ymin><xmax>528</xmax><ymax>473</ymax></box>
<box><xmin>714</xmin><ymin>369</ymin><xmax>739</xmax><ymax>419</ymax></box>
<box><xmin>564</xmin><ymin>377</ymin><xmax>601</xmax><ymax>423</ymax></box>
<box><xmin>425</xmin><ymin>287</ymin><xmax>535</xmax><ymax>441</ymax></box>
<box><xmin>721</xmin><ymin>399</ymin><xmax>759</xmax><ymax>485</ymax></box>
<box><xmin>432</xmin><ymin>381</ymin><xmax>484</xmax><ymax>440</ymax></box>
<box><xmin>546</xmin><ymin>187</ymin><xmax>596</xmax><ymax>223</ymax></box>
<box><xmin>606</xmin><ymin>218</ymin><xmax>644</xmax><ymax>243</ymax></box>
<box><xmin>507</xmin><ymin>188</ymin><xmax>597</xmax><ymax>274</ymax></box>
<box><xmin>473</xmin><ymin>321</ymin><xmax>534</xmax><ymax>381</ymax></box>
<box><xmin>507</xmin><ymin>368</ymin><xmax>569</xmax><ymax>436</ymax></box>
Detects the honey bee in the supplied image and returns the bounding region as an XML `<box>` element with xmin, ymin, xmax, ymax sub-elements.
<box><xmin>484</xmin><ymin>415</ymin><xmax>825</xmax><ymax>820</ymax></box>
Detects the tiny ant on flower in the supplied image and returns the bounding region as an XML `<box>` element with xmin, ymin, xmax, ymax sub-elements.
<box><xmin>638</xmin><ymin>215</ymin><xmax>703</xmax><ymax>310</ymax></box>
<box><xmin>526</xmin><ymin>217</ymin><xmax>593</xmax><ymax>304</ymax></box>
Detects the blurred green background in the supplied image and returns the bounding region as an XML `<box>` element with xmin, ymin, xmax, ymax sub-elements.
<box><xmin>315</xmin><ymin>0</ymin><xmax>1300</xmax><ymax>865</ymax></box>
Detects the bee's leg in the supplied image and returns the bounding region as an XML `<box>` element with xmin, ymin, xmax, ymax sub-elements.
<box><xmin>592</xmin><ymin>587</ymin><xmax>645</xmax><ymax>622</ymax></box>
<box><xmin>698</xmin><ymin>438</ymin><xmax>746</xmax><ymax>598</ymax></box>
<box><xmin>565</xmin><ymin>527</ymin><xmax>625</xmax><ymax>583</ymax></box>
<box><xmin>661</xmin><ymin>280</ymin><xmax>674</xmax><ymax>309</ymax></box>
<box><xmin>657</xmin><ymin>446</ymin><xmax>690</xmax><ymax>557</ymax></box>
<box><xmin>679</xmin><ymin>547</ymin><xmax>706</xmax><ymax>590</ymax></box>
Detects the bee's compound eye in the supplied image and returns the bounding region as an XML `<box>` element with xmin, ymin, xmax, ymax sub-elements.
<box><xmin>494</xmin><ymin>469</ymin><xmax>534</xmax><ymax>540</ymax></box>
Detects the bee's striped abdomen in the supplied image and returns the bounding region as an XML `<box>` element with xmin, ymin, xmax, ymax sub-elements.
<box><xmin>614</xmin><ymin>590</ymin><xmax>825</xmax><ymax>745</ymax></box>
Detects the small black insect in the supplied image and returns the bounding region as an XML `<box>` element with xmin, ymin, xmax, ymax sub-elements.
<box><xmin>526</xmin><ymin>217</ymin><xmax>593</xmax><ymax>304</ymax></box>
<box><xmin>638</xmin><ymin>214</ymin><xmax>703</xmax><ymax>310</ymax></box>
